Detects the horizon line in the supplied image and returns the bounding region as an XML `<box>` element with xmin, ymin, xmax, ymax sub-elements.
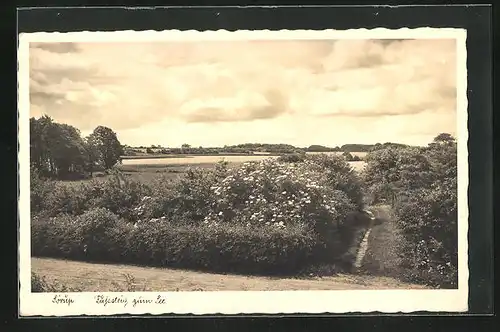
<box><xmin>123</xmin><ymin>141</ymin><xmax>426</xmax><ymax>149</ymax></box>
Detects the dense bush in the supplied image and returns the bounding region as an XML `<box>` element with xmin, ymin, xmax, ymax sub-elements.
<box><xmin>32</xmin><ymin>207</ymin><xmax>129</xmax><ymax>259</ymax></box>
<box><xmin>41</xmin><ymin>183</ymin><xmax>92</xmax><ymax>217</ymax></box>
<box><xmin>362</xmin><ymin>135</ymin><xmax>458</xmax><ymax>288</ymax></box>
<box><xmin>363</xmin><ymin>144</ymin><xmax>449</xmax><ymax>205</ymax></box>
<box><xmin>30</xmin><ymin>166</ymin><xmax>56</xmax><ymax>215</ymax></box>
<box><xmin>306</xmin><ymin>154</ymin><xmax>364</xmax><ymax>210</ymax></box>
<box><xmin>277</xmin><ymin>152</ymin><xmax>307</xmax><ymax>163</ymax></box>
<box><xmin>82</xmin><ymin>175</ymin><xmax>152</xmax><ymax>221</ymax></box>
<box><xmin>38</xmin><ymin>172</ymin><xmax>151</xmax><ymax>220</ymax></box>
<box><xmin>129</xmin><ymin>221</ymin><xmax>320</xmax><ymax>274</ymax></box>
<box><xmin>362</xmin><ymin>146</ymin><xmax>427</xmax><ymax>205</ymax></box>
<box><xmin>32</xmin><ymin>207</ymin><xmax>323</xmax><ymax>275</ymax></box>
<box><xmin>393</xmin><ymin>180</ymin><xmax>458</xmax><ymax>288</ymax></box>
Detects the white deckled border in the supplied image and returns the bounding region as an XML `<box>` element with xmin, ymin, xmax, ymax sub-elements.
<box><xmin>18</xmin><ymin>27</ymin><xmax>469</xmax><ymax>316</ymax></box>
<box><xmin>20</xmin><ymin>28</ymin><xmax>464</xmax><ymax>42</ymax></box>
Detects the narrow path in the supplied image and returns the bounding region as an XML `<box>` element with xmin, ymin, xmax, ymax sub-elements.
<box><xmin>353</xmin><ymin>209</ymin><xmax>378</xmax><ymax>269</ymax></box>
<box><xmin>354</xmin><ymin>227</ymin><xmax>373</xmax><ymax>268</ymax></box>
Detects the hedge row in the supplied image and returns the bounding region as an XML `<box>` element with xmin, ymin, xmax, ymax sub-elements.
<box><xmin>32</xmin><ymin>207</ymin><xmax>350</xmax><ymax>275</ymax></box>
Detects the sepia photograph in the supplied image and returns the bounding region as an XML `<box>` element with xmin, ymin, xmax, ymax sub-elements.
<box><xmin>18</xmin><ymin>28</ymin><xmax>468</xmax><ymax>315</ymax></box>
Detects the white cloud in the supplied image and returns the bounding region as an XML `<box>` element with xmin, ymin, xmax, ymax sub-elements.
<box><xmin>28</xmin><ymin>38</ymin><xmax>458</xmax><ymax>146</ymax></box>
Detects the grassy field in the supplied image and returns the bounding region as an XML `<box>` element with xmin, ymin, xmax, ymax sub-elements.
<box><xmin>57</xmin><ymin>154</ymin><xmax>367</xmax><ymax>187</ymax></box>
<box><xmin>58</xmin><ymin>161</ymin><xmax>246</xmax><ymax>187</ymax></box>
<box><xmin>122</xmin><ymin>154</ymin><xmax>279</xmax><ymax>165</ymax></box>
<box><xmin>120</xmin><ymin>153</ymin><xmax>367</xmax><ymax>169</ymax></box>
<box><xmin>32</xmin><ymin>257</ymin><xmax>428</xmax><ymax>292</ymax></box>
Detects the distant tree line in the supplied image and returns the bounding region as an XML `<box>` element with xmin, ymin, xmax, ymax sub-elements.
<box><xmin>123</xmin><ymin>143</ymin><xmax>304</xmax><ymax>156</ymax></box>
<box><xmin>305</xmin><ymin>145</ymin><xmax>341</xmax><ymax>152</ymax></box>
<box><xmin>30</xmin><ymin>115</ymin><xmax>123</xmax><ymax>180</ymax></box>
<box><xmin>304</xmin><ymin>143</ymin><xmax>410</xmax><ymax>153</ymax></box>
<box><xmin>124</xmin><ymin>142</ymin><xmax>414</xmax><ymax>157</ymax></box>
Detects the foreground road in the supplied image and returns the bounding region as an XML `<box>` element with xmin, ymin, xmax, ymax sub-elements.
<box><xmin>32</xmin><ymin>257</ymin><xmax>428</xmax><ymax>292</ymax></box>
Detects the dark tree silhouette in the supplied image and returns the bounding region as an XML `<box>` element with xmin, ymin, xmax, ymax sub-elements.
<box><xmin>88</xmin><ymin>126</ymin><xmax>124</xmax><ymax>170</ymax></box>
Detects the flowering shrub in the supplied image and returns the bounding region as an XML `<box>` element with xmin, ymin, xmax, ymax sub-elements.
<box><xmin>204</xmin><ymin>158</ymin><xmax>355</xmax><ymax>228</ymax></box>
<box><xmin>200</xmin><ymin>158</ymin><xmax>359</xmax><ymax>262</ymax></box>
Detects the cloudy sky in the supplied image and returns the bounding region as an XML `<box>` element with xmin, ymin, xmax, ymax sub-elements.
<box><xmin>29</xmin><ymin>38</ymin><xmax>457</xmax><ymax>148</ymax></box>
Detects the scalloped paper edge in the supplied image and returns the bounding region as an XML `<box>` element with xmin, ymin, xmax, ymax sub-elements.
<box><xmin>17</xmin><ymin>27</ymin><xmax>469</xmax><ymax>316</ymax></box>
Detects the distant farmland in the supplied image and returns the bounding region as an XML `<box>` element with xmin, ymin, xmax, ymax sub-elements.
<box><xmin>55</xmin><ymin>153</ymin><xmax>366</xmax><ymax>188</ymax></box>
<box><xmin>121</xmin><ymin>152</ymin><xmax>367</xmax><ymax>171</ymax></box>
<box><xmin>121</xmin><ymin>154</ymin><xmax>278</xmax><ymax>165</ymax></box>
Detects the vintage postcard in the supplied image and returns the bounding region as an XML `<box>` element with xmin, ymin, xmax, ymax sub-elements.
<box><xmin>18</xmin><ymin>28</ymin><xmax>468</xmax><ymax>316</ymax></box>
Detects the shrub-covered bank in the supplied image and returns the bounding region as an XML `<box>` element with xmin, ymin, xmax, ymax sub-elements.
<box><xmin>363</xmin><ymin>134</ymin><xmax>458</xmax><ymax>288</ymax></box>
<box><xmin>32</xmin><ymin>155</ymin><xmax>369</xmax><ymax>276</ymax></box>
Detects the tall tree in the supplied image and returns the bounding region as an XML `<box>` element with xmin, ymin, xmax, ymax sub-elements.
<box><xmin>30</xmin><ymin>115</ymin><xmax>55</xmax><ymax>175</ymax></box>
<box><xmin>50</xmin><ymin>123</ymin><xmax>87</xmax><ymax>177</ymax></box>
<box><xmin>88</xmin><ymin>126</ymin><xmax>123</xmax><ymax>170</ymax></box>
<box><xmin>83</xmin><ymin>135</ymin><xmax>100</xmax><ymax>176</ymax></box>
<box><xmin>30</xmin><ymin>115</ymin><xmax>88</xmax><ymax>178</ymax></box>
<box><xmin>30</xmin><ymin>117</ymin><xmax>44</xmax><ymax>172</ymax></box>
<box><xmin>426</xmin><ymin>134</ymin><xmax>457</xmax><ymax>180</ymax></box>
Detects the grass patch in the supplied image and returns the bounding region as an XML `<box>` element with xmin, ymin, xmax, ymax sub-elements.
<box><xmin>361</xmin><ymin>205</ymin><xmax>405</xmax><ymax>278</ymax></box>
<box><xmin>32</xmin><ymin>257</ymin><xmax>429</xmax><ymax>292</ymax></box>
<box><xmin>31</xmin><ymin>272</ymin><xmax>82</xmax><ymax>292</ymax></box>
